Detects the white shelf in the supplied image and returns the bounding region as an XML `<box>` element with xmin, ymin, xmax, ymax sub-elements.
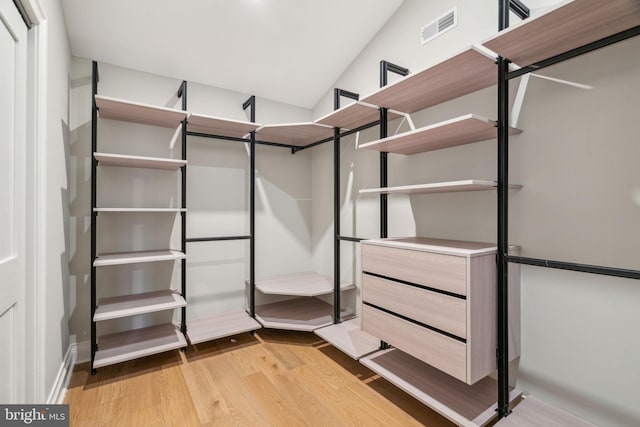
<box><xmin>94</xmin><ymin>290</ymin><xmax>186</xmax><ymax>322</ymax></box>
<box><xmin>361</xmin><ymin>46</ymin><xmax>497</xmax><ymax>114</ymax></box>
<box><xmin>483</xmin><ymin>0</ymin><xmax>640</xmax><ymax>68</ymax></box>
<box><xmin>94</xmin><ymin>153</ymin><xmax>186</xmax><ymax>170</ymax></box>
<box><xmin>95</xmin><ymin>95</ymin><xmax>187</xmax><ymax>128</ymax></box>
<box><xmin>253</xmin><ymin>272</ymin><xmax>355</xmax><ymax>297</ymax></box>
<box><xmin>362</xmin><ymin>237</ymin><xmax>500</xmax><ymax>257</ymax></box>
<box><xmin>360</xmin><ymin>348</ymin><xmax>521</xmax><ymax>427</ymax></box>
<box><xmin>93</xmin><ymin>323</ymin><xmax>186</xmax><ymax>369</ymax></box>
<box><xmin>93</xmin><ymin>250</ymin><xmax>186</xmax><ymax>267</ymax></box>
<box><xmin>94</xmin><ymin>208</ymin><xmax>185</xmax><ymax>213</ymax></box>
<box><xmin>314</xmin><ymin>101</ymin><xmax>402</xmax><ymax>130</ymax></box>
<box><xmin>254</xmin><ymin>297</ymin><xmax>355</xmax><ymax>332</ymax></box>
<box><xmin>359</xmin><ymin>180</ymin><xmax>522</xmax><ymax>196</ymax></box>
<box><xmin>187</xmin><ymin>113</ymin><xmax>260</xmax><ymax>138</ymax></box>
<box><xmin>255</xmin><ymin>122</ymin><xmax>334</xmax><ymax>147</ymax></box>
<box><xmin>187</xmin><ymin>310</ymin><xmax>261</xmax><ymax>345</ymax></box>
<box><xmin>314</xmin><ymin>318</ymin><xmax>380</xmax><ymax>360</ymax></box>
<box><xmin>358</xmin><ymin>114</ymin><xmax>522</xmax><ymax>155</ymax></box>
<box><xmin>497</xmin><ymin>396</ymin><xmax>597</xmax><ymax>427</ymax></box>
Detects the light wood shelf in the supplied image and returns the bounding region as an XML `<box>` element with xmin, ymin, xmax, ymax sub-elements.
<box><xmin>358</xmin><ymin>114</ymin><xmax>522</xmax><ymax>155</ymax></box>
<box><xmin>253</xmin><ymin>272</ymin><xmax>355</xmax><ymax>297</ymax></box>
<box><xmin>187</xmin><ymin>310</ymin><xmax>261</xmax><ymax>345</ymax></box>
<box><xmin>94</xmin><ymin>152</ymin><xmax>186</xmax><ymax>170</ymax></box>
<box><xmin>254</xmin><ymin>297</ymin><xmax>355</xmax><ymax>332</ymax></box>
<box><xmin>93</xmin><ymin>249</ymin><xmax>186</xmax><ymax>267</ymax></box>
<box><xmin>483</xmin><ymin>0</ymin><xmax>640</xmax><ymax>68</ymax></box>
<box><xmin>187</xmin><ymin>113</ymin><xmax>260</xmax><ymax>138</ymax></box>
<box><xmin>95</xmin><ymin>95</ymin><xmax>187</xmax><ymax>128</ymax></box>
<box><xmin>315</xmin><ymin>101</ymin><xmax>402</xmax><ymax>130</ymax></box>
<box><xmin>314</xmin><ymin>318</ymin><xmax>380</xmax><ymax>360</ymax></box>
<box><xmin>497</xmin><ymin>396</ymin><xmax>597</xmax><ymax>427</ymax></box>
<box><xmin>94</xmin><ymin>290</ymin><xmax>186</xmax><ymax>322</ymax></box>
<box><xmin>359</xmin><ymin>180</ymin><xmax>522</xmax><ymax>196</ymax></box>
<box><xmin>360</xmin><ymin>348</ymin><xmax>521</xmax><ymax>427</ymax></box>
<box><xmin>361</xmin><ymin>46</ymin><xmax>497</xmax><ymax>114</ymax></box>
<box><xmin>94</xmin><ymin>208</ymin><xmax>186</xmax><ymax>213</ymax></box>
<box><xmin>362</xmin><ymin>237</ymin><xmax>501</xmax><ymax>257</ymax></box>
<box><xmin>255</xmin><ymin>123</ymin><xmax>334</xmax><ymax>147</ymax></box>
<box><xmin>93</xmin><ymin>323</ymin><xmax>186</xmax><ymax>369</ymax></box>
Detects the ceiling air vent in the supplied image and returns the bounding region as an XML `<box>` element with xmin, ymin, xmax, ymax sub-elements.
<box><xmin>421</xmin><ymin>7</ymin><xmax>457</xmax><ymax>45</ymax></box>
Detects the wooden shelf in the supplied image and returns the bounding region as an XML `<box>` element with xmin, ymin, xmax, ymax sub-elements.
<box><xmin>360</xmin><ymin>348</ymin><xmax>521</xmax><ymax>427</ymax></box>
<box><xmin>94</xmin><ymin>250</ymin><xmax>186</xmax><ymax>267</ymax></box>
<box><xmin>94</xmin><ymin>208</ymin><xmax>185</xmax><ymax>213</ymax></box>
<box><xmin>314</xmin><ymin>318</ymin><xmax>380</xmax><ymax>360</ymax></box>
<box><xmin>359</xmin><ymin>180</ymin><xmax>522</xmax><ymax>196</ymax></box>
<box><xmin>497</xmin><ymin>396</ymin><xmax>596</xmax><ymax>427</ymax></box>
<box><xmin>187</xmin><ymin>310</ymin><xmax>261</xmax><ymax>345</ymax></box>
<box><xmin>95</xmin><ymin>95</ymin><xmax>187</xmax><ymax>128</ymax></box>
<box><xmin>358</xmin><ymin>114</ymin><xmax>522</xmax><ymax>155</ymax></box>
<box><xmin>254</xmin><ymin>297</ymin><xmax>355</xmax><ymax>332</ymax></box>
<box><xmin>255</xmin><ymin>122</ymin><xmax>334</xmax><ymax>147</ymax></box>
<box><xmin>94</xmin><ymin>290</ymin><xmax>186</xmax><ymax>322</ymax></box>
<box><xmin>253</xmin><ymin>272</ymin><xmax>355</xmax><ymax>297</ymax></box>
<box><xmin>93</xmin><ymin>323</ymin><xmax>186</xmax><ymax>369</ymax></box>
<box><xmin>187</xmin><ymin>113</ymin><xmax>260</xmax><ymax>138</ymax></box>
<box><xmin>95</xmin><ymin>153</ymin><xmax>186</xmax><ymax>170</ymax></box>
<box><xmin>314</xmin><ymin>101</ymin><xmax>402</xmax><ymax>130</ymax></box>
<box><xmin>483</xmin><ymin>0</ymin><xmax>640</xmax><ymax>68</ymax></box>
<box><xmin>361</xmin><ymin>46</ymin><xmax>497</xmax><ymax>114</ymax></box>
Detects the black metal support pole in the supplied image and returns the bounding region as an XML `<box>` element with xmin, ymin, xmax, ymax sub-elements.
<box><xmin>90</xmin><ymin>61</ymin><xmax>98</xmax><ymax>374</ymax></box>
<box><xmin>497</xmin><ymin>0</ymin><xmax>511</xmax><ymax>419</ymax></box>
<box><xmin>509</xmin><ymin>0</ymin><xmax>530</xmax><ymax>20</ymax></box>
<box><xmin>243</xmin><ymin>96</ymin><xmax>256</xmax><ymax>318</ymax></box>
<box><xmin>179</xmin><ymin>81</ymin><xmax>188</xmax><ymax>339</ymax></box>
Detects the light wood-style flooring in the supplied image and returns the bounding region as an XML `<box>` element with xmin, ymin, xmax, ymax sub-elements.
<box><xmin>65</xmin><ymin>329</ymin><xmax>457</xmax><ymax>426</ymax></box>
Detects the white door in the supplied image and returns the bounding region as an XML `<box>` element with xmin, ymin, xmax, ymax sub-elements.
<box><xmin>0</xmin><ymin>0</ymin><xmax>28</xmax><ymax>404</ymax></box>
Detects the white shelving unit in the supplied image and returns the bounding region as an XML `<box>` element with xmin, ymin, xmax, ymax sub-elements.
<box><xmin>95</xmin><ymin>94</ymin><xmax>187</xmax><ymax>128</ymax></box>
<box><xmin>254</xmin><ymin>272</ymin><xmax>355</xmax><ymax>297</ymax></box>
<box><xmin>315</xmin><ymin>101</ymin><xmax>402</xmax><ymax>130</ymax></box>
<box><xmin>254</xmin><ymin>297</ymin><xmax>355</xmax><ymax>332</ymax></box>
<box><xmin>187</xmin><ymin>112</ymin><xmax>260</xmax><ymax>137</ymax></box>
<box><xmin>255</xmin><ymin>122</ymin><xmax>334</xmax><ymax>147</ymax></box>
<box><xmin>94</xmin><ymin>290</ymin><xmax>186</xmax><ymax>322</ymax></box>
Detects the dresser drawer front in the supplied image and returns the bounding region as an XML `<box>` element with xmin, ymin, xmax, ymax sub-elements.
<box><xmin>362</xmin><ymin>305</ymin><xmax>467</xmax><ymax>382</ymax></box>
<box><xmin>362</xmin><ymin>244</ymin><xmax>467</xmax><ymax>296</ymax></box>
<box><xmin>363</xmin><ymin>274</ymin><xmax>467</xmax><ymax>339</ymax></box>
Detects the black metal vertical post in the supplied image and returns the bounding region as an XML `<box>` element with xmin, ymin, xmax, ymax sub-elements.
<box><xmin>333</xmin><ymin>89</ymin><xmax>341</xmax><ymax>324</ymax></box>
<box><xmin>179</xmin><ymin>81</ymin><xmax>188</xmax><ymax>338</ymax></box>
<box><xmin>243</xmin><ymin>96</ymin><xmax>256</xmax><ymax>318</ymax></box>
<box><xmin>90</xmin><ymin>61</ymin><xmax>98</xmax><ymax>373</ymax></box>
<box><xmin>497</xmin><ymin>0</ymin><xmax>511</xmax><ymax>418</ymax></box>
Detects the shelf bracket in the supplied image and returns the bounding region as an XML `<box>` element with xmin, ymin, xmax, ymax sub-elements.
<box><xmin>509</xmin><ymin>0</ymin><xmax>530</xmax><ymax>20</ymax></box>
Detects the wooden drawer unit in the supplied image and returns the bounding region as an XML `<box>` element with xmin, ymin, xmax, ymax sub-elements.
<box><xmin>361</xmin><ymin>237</ymin><xmax>520</xmax><ymax>385</ymax></box>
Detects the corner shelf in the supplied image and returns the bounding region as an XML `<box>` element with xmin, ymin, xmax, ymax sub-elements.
<box><xmin>94</xmin><ymin>290</ymin><xmax>186</xmax><ymax>322</ymax></box>
<box><xmin>359</xmin><ymin>180</ymin><xmax>522</xmax><ymax>196</ymax></box>
<box><xmin>358</xmin><ymin>114</ymin><xmax>522</xmax><ymax>155</ymax></box>
<box><xmin>94</xmin><ymin>153</ymin><xmax>186</xmax><ymax>170</ymax></box>
<box><xmin>314</xmin><ymin>318</ymin><xmax>380</xmax><ymax>360</ymax></box>
<box><xmin>93</xmin><ymin>323</ymin><xmax>186</xmax><ymax>369</ymax></box>
<box><xmin>254</xmin><ymin>272</ymin><xmax>355</xmax><ymax>297</ymax></box>
<box><xmin>496</xmin><ymin>396</ymin><xmax>596</xmax><ymax>427</ymax></box>
<box><xmin>361</xmin><ymin>46</ymin><xmax>497</xmax><ymax>114</ymax></box>
<box><xmin>360</xmin><ymin>348</ymin><xmax>521</xmax><ymax>427</ymax></box>
<box><xmin>93</xmin><ymin>249</ymin><xmax>186</xmax><ymax>267</ymax></box>
<box><xmin>93</xmin><ymin>208</ymin><xmax>186</xmax><ymax>213</ymax></box>
<box><xmin>186</xmin><ymin>310</ymin><xmax>261</xmax><ymax>345</ymax></box>
<box><xmin>254</xmin><ymin>297</ymin><xmax>355</xmax><ymax>332</ymax></box>
<box><xmin>315</xmin><ymin>101</ymin><xmax>402</xmax><ymax>130</ymax></box>
<box><xmin>483</xmin><ymin>0</ymin><xmax>640</xmax><ymax>68</ymax></box>
<box><xmin>254</xmin><ymin>122</ymin><xmax>334</xmax><ymax>146</ymax></box>
<box><xmin>95</xmin><ymin>95</ymin><xmax>188</xmax><ymax>128</ymax></box>
<box><xmin>187</xmin><ymin>112</ymin><xmax>260</xmax><ymax>138</ymax></box>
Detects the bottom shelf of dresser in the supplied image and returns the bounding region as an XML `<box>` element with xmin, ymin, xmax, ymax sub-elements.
<box><xmin>254</xmin><ymin>297</ymin><xmax>355</xmax><ymax>331</ymax></box>
<box><xmin>94</xmin><ymin>323</ymin><xmax>186</xmax><ymax>369</ymax></box>
<box><xmin>360</xmin><ymin>348</ymin><xmax>521</xmax><ymax>427</ymax></box>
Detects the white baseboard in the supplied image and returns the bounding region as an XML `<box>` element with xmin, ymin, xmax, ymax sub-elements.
<box><xmin>46</xmin><ymin>341</ymin><xmax>90</xmax><ymax>404</ymax></box>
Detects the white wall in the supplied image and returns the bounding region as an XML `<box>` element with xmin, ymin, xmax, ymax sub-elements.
<box><xmin>310</xmin><ymin>0</ymin><xmax>640</xmax><ymax>425</ymax></box>
<box><xmin>67</xmin><ymin>60</ymin><xmax>314</xmax><ymax>340</ymax></box>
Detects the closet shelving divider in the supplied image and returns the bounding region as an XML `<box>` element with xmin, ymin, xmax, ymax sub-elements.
<box><xmin>485</xmin><ymin>0</ymin><xmax>640</xmax><ymax>423</ymax></box>
<box><xmin>90</xmin><ymin>62</ymin><xmax>189</xmax><ymax>372</ymax></box>
<box><xmin>178</xmin><ymin>83</ymin><xmax>262</xmax><ymax>345</ymax></box>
